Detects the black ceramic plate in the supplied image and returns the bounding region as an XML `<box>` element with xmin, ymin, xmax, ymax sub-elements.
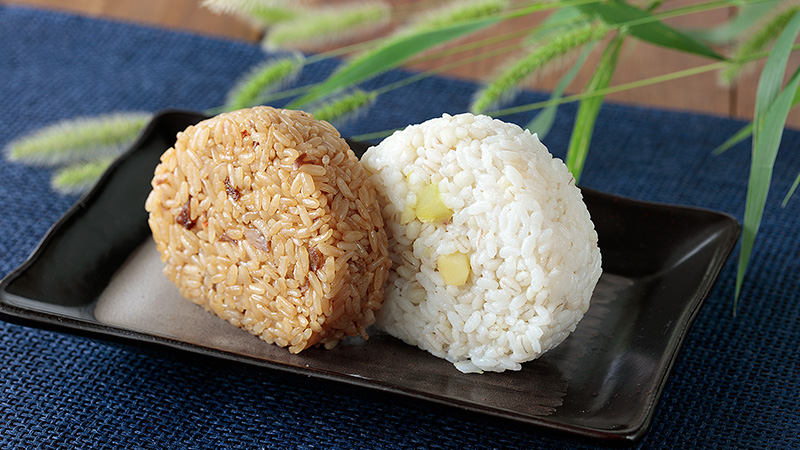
<box><xmin>0</xmin><ymin>110</ymin><xmax>739</xmax><ymax>444</ymax></box>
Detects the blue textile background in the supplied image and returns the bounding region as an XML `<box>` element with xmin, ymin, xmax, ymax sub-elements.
<box><xmin>1</xmin><ymin>5</ymin><xmax>798</xmax><ymax>449</ymax></box>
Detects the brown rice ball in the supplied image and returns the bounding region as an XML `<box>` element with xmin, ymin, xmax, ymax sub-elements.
<box><xmin>145</xmin><ymin>106</ymin><xmax>390</xmax><ymax>353</ymax></box>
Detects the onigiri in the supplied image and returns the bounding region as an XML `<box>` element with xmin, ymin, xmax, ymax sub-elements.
<box><xmin>145</xmin><ymin>106</ymin><xmax>391</xmax><ymax>353</ymax></box>
<box><xmin>361</xmin><ymin>113</ymin><xmax>602</xmax><ymax>373</ymax></box>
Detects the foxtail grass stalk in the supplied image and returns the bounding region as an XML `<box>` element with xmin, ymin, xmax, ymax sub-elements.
<box><xmin>236</xmin><ymin>20</ymin><xmax>552</xmax><ymax>110</ymax></box>
<box><xmin>351</xmin><ymin>57</ymin><xmax>735</xmax><ymax>141</ymax></box>
<box><xmin>254</xmin><ymin>0</ymin><xmax>601</xmax><ymax>83</ymax></box>
<box><xmin>246</xmin><ymin>4</ymin><xmax>594</xmax><ymax>110</ymax></box>
<box><xmin>5</xmin><ymin>112</ymin><xmax>151</xmax><ymax>166</ymax></box>
<box><xmin>407</xmin><ymin>0</ymin><xmax>509</xmax><ymax>33</ymax></box>
<box><xmin>720</xmin><ymin>6</ymin><xmax>800</xmax><ymax>85</ymax></box>
<box><xmin>230</xmin><ymin>1</ymin><xmax>516</xmax><ymax>103</ymax></box>
<box><xmin>264</xmin><ymin>2</ymin><xmax>391</xmax><ymax>49</ymax></box>
<box><xmin>310</xmin><ymin>0</ymin><xmax>745</xmax><ymax>65</ymax></box>
<box><xmin>470</xmin><ymin>22</ymin><xmax>607</xmax><ymax>114</ymax></box>
<box><xmin>202</xmin><ymin>0</ymin><xmax>267</xmax><ymax>14</ymax></box>
<box><xmin>51</xmin><ymin>157</ymin><xmax>115</xmax><ymax>195</ymax></box>
<box><xmin>489</xmin><ymin>60</ymin><xmax>729</xmax><ymax>117</ymax></box>
<box><xmin>223</xmin><ymin>55</ymin><xmax>304</xmax><ymax>111</ymax></box>
<box><xmin>310</xmin><ymin>90</ymin><xmax>378</xmax><ymax>123</ymax></box>
<box><xmin>247</xmin><ymin>6</ymin><xmax>300</xmax><ymax>25</ymax></box>
<box><xmin>202</xmin><ymin>0</ymin><xmax>299</xmax><ymax>22</ymax></box>
<box><xmin>358</xmin><ymin>29</ymin><xmax>800</xmax><ymax>142</ymax></box>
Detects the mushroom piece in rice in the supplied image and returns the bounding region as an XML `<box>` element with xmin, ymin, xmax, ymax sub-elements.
<box><xmin>361</xmin><ymin>113</ymin><xmax>602</xmax><ymax>373</ymax></box>
<box><xmin>145</xmin><ymin>106</ymin><xmax>391</xmax><ymax>353</ymax></box>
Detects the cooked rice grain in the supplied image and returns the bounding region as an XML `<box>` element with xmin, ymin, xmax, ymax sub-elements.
<box><xmin>145</xmin><ymin>106</ymin><xmax>390</xmax><ymax>353</ymax></box>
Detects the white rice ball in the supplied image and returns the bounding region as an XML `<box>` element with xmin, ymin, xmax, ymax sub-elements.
<box><xmin>361</xmin><ymin>113</ymin><xmax>602</xmax><ymax>373</ymax></box>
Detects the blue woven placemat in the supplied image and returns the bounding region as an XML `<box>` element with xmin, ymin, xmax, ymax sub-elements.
<box><xmin>1</xmin><ymin>5</ymin><xmax>798</xmax><ymax>449</ymax></box>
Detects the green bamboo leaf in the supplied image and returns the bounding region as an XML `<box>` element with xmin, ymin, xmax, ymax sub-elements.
<box><xmin>737</xmin><ymin>68</ymin><xmax>800</xmax><ymax>306</ymax></box>
<box><xmin>754</xmin><ymin>13</ymin><xmax>800</xmax><ymax>116</ymax></box>
<box><xmin>313</xmin><ymin>0</ymin><xmax>507</xmax><ymax>89</ymax></box>
<box><xmin>526</xmin><ymin>6</ymin><xmax>587</xmax><ymax>43</ymax></box>
<box><xmin>690</xmin><ymin>0</ymin><xmax>780</xmax><ymax>44</ymax></box>
<box><xmin>5</xmin><ymin>112</ymin><xmax>151</xmax><ymax>166</ymax></box>
<box><xmin>566</xmin><ymin>34</ymin><xmax>625</xmax><ymax>182</ymax></box>
<box><xmin>578</xmin><ymin>0</ymin><xmax>725</xmax><ymax>60</ymax></box>
<box><xmin>526</xmin><ymin>42</ymin><xmax>595</xmax><ymax>140</ymax></box>
<box><xmin>287</xmin><ymin>15</ymin><xmax>502</xmax><ymax>109</ymax></box>
<box><xmin>712</xmin><ymin>122</ymin><xmax>754</xmax><ymax>155</ymax></box>
<box><xmin>783</xmin><ymin>171</ymin><xmax>800</xmax><ymax>207</ymax></box>
<box><xmin>735</xmin><ymin>9</ymin><xmax>800</xmax><ymax>310</ymax></box>
<box><xmin>714</xmin><ymin>77</ymin><xmax>800</xmax><ymax>155</ymax></box>
<box><xmin>51</xmin><ymin>157</ymin><xmax>115</xmax><ymax>195</ymax></box>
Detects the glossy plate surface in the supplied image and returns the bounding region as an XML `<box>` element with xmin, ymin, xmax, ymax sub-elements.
<box><xmin>0</xmin><ymin>111</ymin><xmax>739</xmax><ymax>444</ymax></box>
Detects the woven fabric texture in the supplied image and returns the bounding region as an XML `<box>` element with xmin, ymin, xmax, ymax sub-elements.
<box><xmin>1</xmin><ymin>5</ymin><xmax>798</xmax><ymax>449</ymax></box>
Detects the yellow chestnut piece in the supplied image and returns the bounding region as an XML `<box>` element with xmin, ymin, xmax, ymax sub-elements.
<box><xmin>415</xmin><ymin>184</ymin><xmax>452</xmax><ymax>223</ymax></box>
<box><xmin>437</xmin><ymin>251</ymin><xmax>470</xmax><ymax>286</ymax></box>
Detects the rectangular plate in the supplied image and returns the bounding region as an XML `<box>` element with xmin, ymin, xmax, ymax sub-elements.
<box><xmin>0</xmin><ymin>110</ymin><xmax>739</xmax><ymax>444</ymax></box>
